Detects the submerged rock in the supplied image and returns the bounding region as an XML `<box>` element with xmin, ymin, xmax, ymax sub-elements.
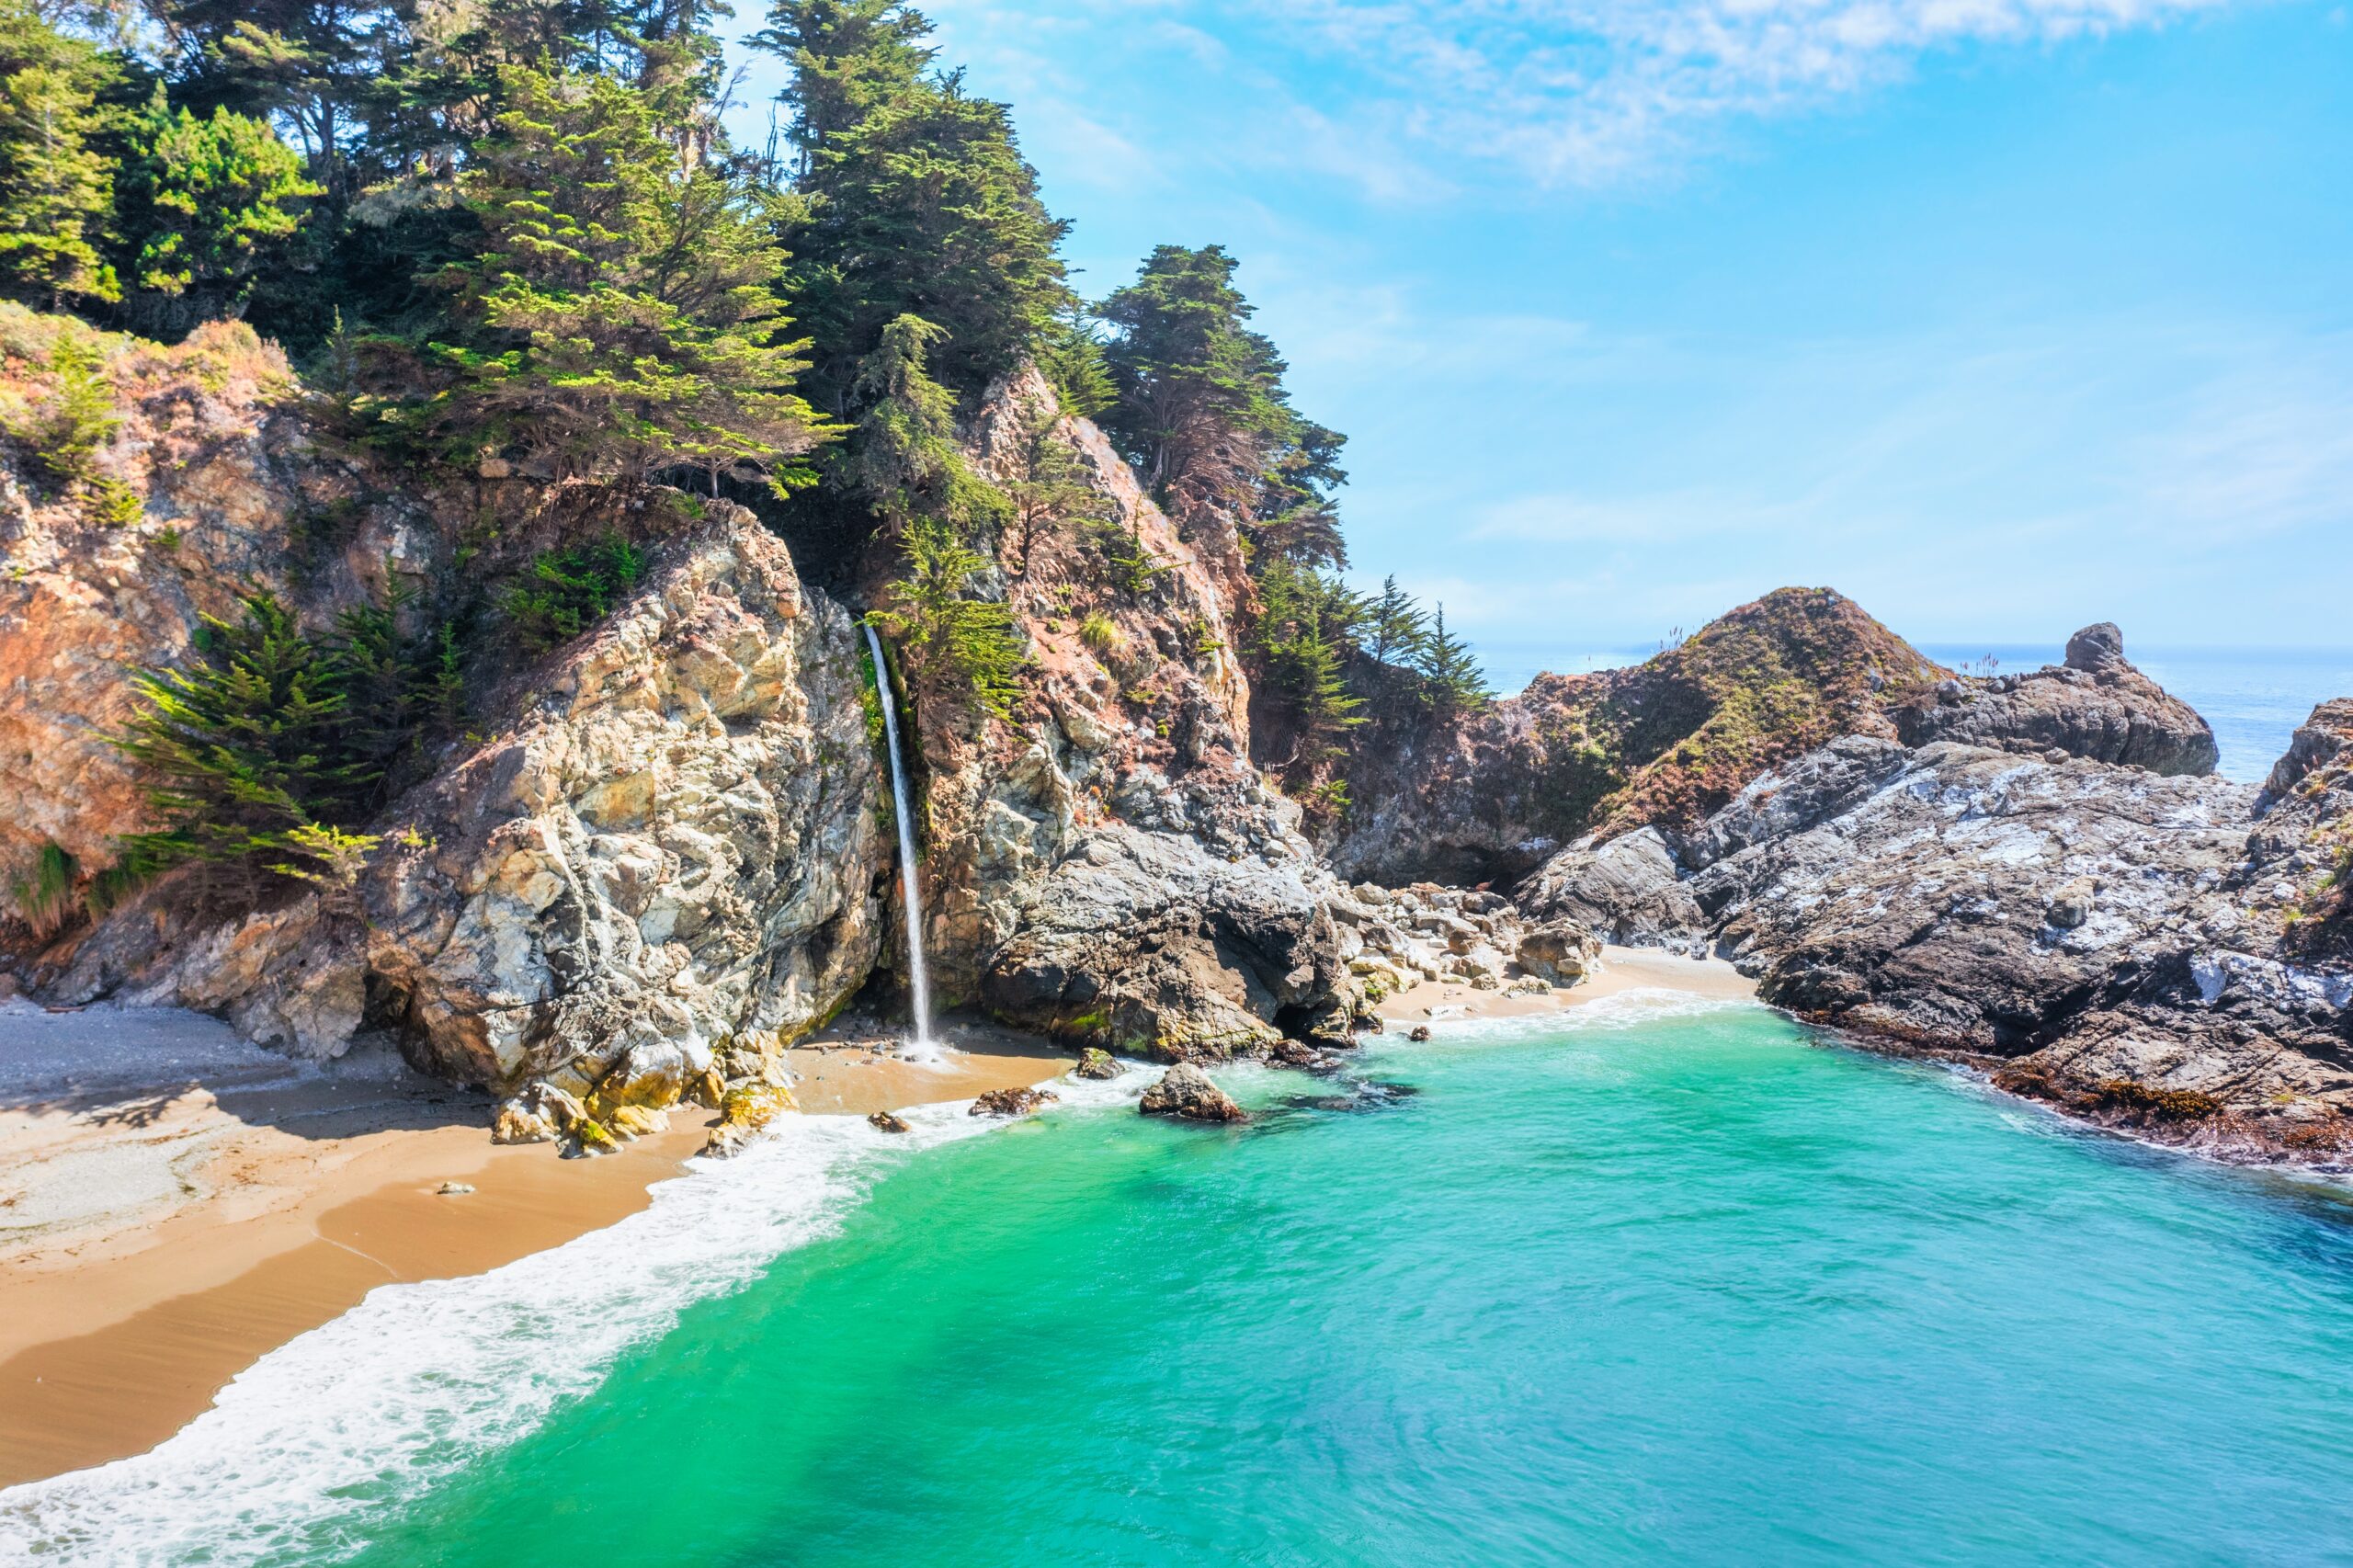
<box><xmin>1138</xmin><ymin>1062</ymin><xmax>1248</xmax><ymax>1123</ymax></box>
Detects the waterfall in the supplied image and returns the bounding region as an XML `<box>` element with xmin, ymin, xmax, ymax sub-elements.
<box><xmin>863</xmin><ymin>622</ymin><xmax>935</xmax><ymax>1052</ymax></box>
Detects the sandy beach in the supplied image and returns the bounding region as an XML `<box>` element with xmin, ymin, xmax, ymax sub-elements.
<box><xmin>1377</xmin><ymin>942</ymin><xmax>1758</xmax><ymax>1025</ymax></box>
<box><xmin>0</xmin><ymin>1005</ymin><xmax>1070</xmax><ymax>1488</ymax></box>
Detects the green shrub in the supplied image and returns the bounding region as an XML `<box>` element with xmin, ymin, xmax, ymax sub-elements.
<box><xmin>498</xmin><ymin>534</ymin><xmax>644</xmax><ymax>653</ymax></box>
<box><xmin>114</xmin><ymin>584</ymin><xmax>458</xmax><ymax>904</ymax></box>
<box><xmin>872</xmin><ymin>518</ymin><xmax>1026</xmax><ymax>721</ymax></box>
<box><xmin>1079</xmin><ymin>612</ymin><xmax>1120</xmax><ymax>656</ymax></box>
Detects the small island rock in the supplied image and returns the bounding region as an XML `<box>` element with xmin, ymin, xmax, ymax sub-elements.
<box><xmin>1139</xmin><ymin>1063</ymin><xmax>1248</xmax><ymax>1123</ymax></box>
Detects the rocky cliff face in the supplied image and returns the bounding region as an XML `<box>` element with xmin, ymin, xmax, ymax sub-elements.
<box><xmin>2</xmin><ymin>333</ymin><xmax>1366</xmax><ymax>1128</ymax></box>
<box><xmin>901</xmin><ymin>370</ymin><xmax>1365</xmax><ymax>1061</ymax></box>
<box><xmin>0</xmin><ymin>316</ymin><xmax>439</xmax><ymax>890</ymax></box>
<box><xmin>40</xmin><ymin>504</ymin><xmax>891</xmax><ymax>1121</ymax></box>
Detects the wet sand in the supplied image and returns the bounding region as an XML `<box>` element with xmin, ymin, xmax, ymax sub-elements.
<box><xmin>1377</xmin><ymin>942</ymin><xmax>1758</xmax><ymax>1026</ymax></box>
<box><xmin>0</xmin><ymin>1007</ymin><xmax>1071</xmax><ymax>1489</ymax></box>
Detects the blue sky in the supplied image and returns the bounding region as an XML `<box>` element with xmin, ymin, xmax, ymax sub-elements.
<box><xmin>726</xmin><ymin>0</ymin><xmax>2353</xmax><ymax>687</ymax></box>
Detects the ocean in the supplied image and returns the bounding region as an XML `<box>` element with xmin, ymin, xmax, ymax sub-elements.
<box><xmin>12</xmin><ymin>1000</ymin><xmax>2353</xmax><ymax>1565</ymax></box>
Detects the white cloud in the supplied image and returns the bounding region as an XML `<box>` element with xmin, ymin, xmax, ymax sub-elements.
<box><xmin>1264</xmin><ymin>0</ymin><xmax>2234</xmax><ymax>182</ymax></box>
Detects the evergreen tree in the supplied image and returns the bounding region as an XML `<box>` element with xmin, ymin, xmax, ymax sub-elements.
<box><xmin>1001</xmin><ymin>394</ymin><xmax>1111</xmax><ymax>579</ymax></box>
<box><xmin>872</xmin><ymin>517</ymin><xmax>1024</xmax><ymax>720</ymax></box>
<box><xmin>1415</xmin><ymin>603</ymin><xmax>1493</xmax><ymax>719</ymax></box>
<box><xmin>1031</xmin><ymin>298</ymin><xmax>1112</xmax><ymax>418</ymax></box>
<box><xmin>111</xmin><ymin>86</ymin><xmax>320</xmax><ymax>335</ymax></box>
<box><xmin>423</xmin><ymin>64</ymin><xmax>828</xmax><ymax>491</ymax></box>
<box><xmin>116</xmin><ymin>591</ymin><xmax>362</xmax><ymax>876</ymax></box>
<box><xmin>150</xmin><ymin>0</ymin><xmax>404</xmax><ymax>209</ymax></box>
<box><xmin>1364</xmin><ymin>574</ymin><xmax>1429</xmax><ymax>670</ymax></box>
<box><xmin>1249</xmin><ymin>559</ymin><xmax>1364</xmax><ymax>772</ymax></box>
<box><xmin>0</xmin><ymin>0</ymin><xmax>121</xmax><ymax>308</ymax></box>
<box><xmin>755</xmin><ymin>0</ymin><xmax>1071</xmax><ymax>406</ymax></box>
<box><xmin>1097</xmin><ymin>243</ymin><xmax>1293</xmax><ymax>522</ymax></box>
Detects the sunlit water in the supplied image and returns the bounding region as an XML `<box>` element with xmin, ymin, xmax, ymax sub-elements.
<box><xmin>17</xmin><ymin>998</ymin><xmax>2353</xmax><ymax>1565</ymax></box>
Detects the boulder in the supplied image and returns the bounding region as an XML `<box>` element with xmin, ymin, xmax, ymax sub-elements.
<box><xmin>1518</xmin><ymin>828</ymin><xmax>1706</xmax><ymax>947</ymax></box>
<box><xmin>867</xmin><ymin>1111</ymin><xmax>912</xmax><ymax>1134</ymax></box>
<box><xmin>700</xmin><ymin>1082</ymin><xmax>797</xmax><ymax>1158</ymax></box>
<box><xmin>1516</xmin><ymin>920</ymin><xmax>1600</xmax><ymax>984</ymax></box>
<box><xmin>970</xmin><ymin>1085</ymin><xmax>1058</xmax><ymax>1118</ymax></box>
<box><xmin>1138</xmin><ymin>1062</ymin><xmax>1248</xmax><ymax>1123</ymax></box>
<box><xmin>1074</xmin><ymin>1047</ymin><xmax>1120</xmax><ymax>1080</ymax></box>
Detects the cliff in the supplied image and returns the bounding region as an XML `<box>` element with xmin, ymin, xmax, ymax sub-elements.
<box><xmin>0</xmin><ymin>321</ymin><xmax>1365</xmax><ymax>1146</ymax></box>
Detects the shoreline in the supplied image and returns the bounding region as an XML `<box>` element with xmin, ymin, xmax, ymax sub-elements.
<box><xmin>1376</xmin><ymin>942</ymin><xmax>1759</xmax><ymax>1026</ymax></box>
<box><xmin>0</xmin><ymin>1008</ymin><xmax>1070</xmax><ymax>1490</ymax></box>
<box><xmin>0</xmin><ymin>955</ymin><xmax>1744</xmax><ymax>1492</ymax></box>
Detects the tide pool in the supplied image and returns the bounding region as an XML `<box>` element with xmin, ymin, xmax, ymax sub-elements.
<box><xmin>16</xmin><ymin>996</ymin><xmax>2353</xmax><ymax>1565</ymax></box>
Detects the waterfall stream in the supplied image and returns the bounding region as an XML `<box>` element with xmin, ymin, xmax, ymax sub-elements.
<box><xmin>863</xmin><ymin>623</ymin><xmax>934</xmax><ymax>1051</ymax></box>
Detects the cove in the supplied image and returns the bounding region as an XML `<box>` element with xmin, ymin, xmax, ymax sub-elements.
<box><xmin>114</xmin><ymin>1001</ymin><xmax>2353</xmax><ymax>1564</ymax></box>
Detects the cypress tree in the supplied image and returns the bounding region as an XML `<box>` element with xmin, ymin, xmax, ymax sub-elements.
<box><xmin>0</xmin><ymin>0</ymin><xmax>121</xmax><ymax>309</ymax></box>
<box><xmin>755</xmin><ymin>0</ymin><xmax>1072</xmax><ymax>407</ymax></box>
<box><xmin>111</xmin><ymin>87</ymin><xmax>321</xmax><ymax>336</ymax></box>
<box><xmin>1416</xmin><ymin>603</ymin><xmax>1493</xmax><ymax>719</ymax></box>
<box><xmin>423</xmin><ymin>64</ymin><xmax>829</xmax><ymax>492</ymax></box>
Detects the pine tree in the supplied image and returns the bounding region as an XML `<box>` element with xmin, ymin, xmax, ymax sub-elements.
<box><xmin>151</xmin><ymin>0</ymin><xmax>404</xmax><ymax>209</ymax></box>
<box><xmin>112</xmin><ymin>86</ymin><xmax>321</xmax><ymax>336</ymax></box>
<box><xmin>424</xmin><ymin>64</ymin><xmax>829</xmax><ymax>492</ymax></box>
<box><xmin>756</xmin><ymin>0</ymin><xmax>1072</xmax><ymax>407</ymax></box>
<box><xmin>1001</xmin><ymin>395</ymin><xmax>1111</xmax><ymax>579</ymax></box>
<box><xmin>1415</xmin><ymin>603</ymin><xmax>1493</xmax><ymax>720</ymax></box>
<box><xmin>1031</xmin><ymin>299</ymin><xmax>1112</xmax><ymax>419</ymax></box>
<box><xmin>0</xmin><ymin>0</ymin><xmax>121</xmax><ymax>308</ymax></box>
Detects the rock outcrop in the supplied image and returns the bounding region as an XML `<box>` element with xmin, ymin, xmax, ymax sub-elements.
<box><xmin>1326</xmin><ymin>587</ymin><xmax>1947</xmax><ymax>886</ymax></box>
<box><xmin>2</xmin><ymin>335</ymin><xmax>1370</xmax><ymax>1126</ymax></box>
<box><xmin>1524</xmin><ymin>722</ymin><xmax>2353</xmax><ymax>1161</ymax></box>
<box><xmin>1891</xmin><ymin>623</ymin><xmax>2219</xmax><ymax>776</ymax></box>
<box><xmin>42</xmin><ymin>504</ymin><xmax>891</xmax><ymax>1120</ymax></box>
<box><xmin>897</xmin><ymin>369</ymin><xmax>1369</xmax><ymax>1062</ymax></box>
<box><xmin>1138</xmin><ymin>1062</ymin><xmax>1248</xmax><ymax>1123</ymax></box>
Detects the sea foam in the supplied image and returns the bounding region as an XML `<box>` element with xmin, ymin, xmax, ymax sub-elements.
<box><xmin>0</xmin><ymin>1068</ymin><xmax>1152</xmax><ymax>1567</ymax></box>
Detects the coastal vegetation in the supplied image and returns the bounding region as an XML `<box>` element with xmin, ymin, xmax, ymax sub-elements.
<box><xmin>0</xmin><ymin>0</ymin><xmax>1495</xmax><ymax>921</ymax></box>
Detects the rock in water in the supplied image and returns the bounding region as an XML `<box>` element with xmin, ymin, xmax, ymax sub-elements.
<box><xmin>1074</xmin><ymin>1048</ymin><xmax>1120</xmax><ymax>1080</ymax></box>
<box><xmin>868</xmin><ymin>1111</ymin><xmax>913</xmax><ymax>1134</ymax></box>
<box><xmin>970</xmin><ymin>1086</ymin><xmax>1058</xmax><ymax>1118</ymax></box>
<box><xmin>1139</xmin><ymin>1063</ymin><xmax>1248</xmax><ymax>1123</ymax></box>
<box><xmin>1407</xmin><ymin>1026</ymin><xmax>1433</xmax><ymax>1042</ymax></box>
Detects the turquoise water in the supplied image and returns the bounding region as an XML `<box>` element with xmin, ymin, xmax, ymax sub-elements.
<box><xmin>45</xmin><ymin>999</ymin><xmax>2351</xmax><ymax>1566</ymax></box>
